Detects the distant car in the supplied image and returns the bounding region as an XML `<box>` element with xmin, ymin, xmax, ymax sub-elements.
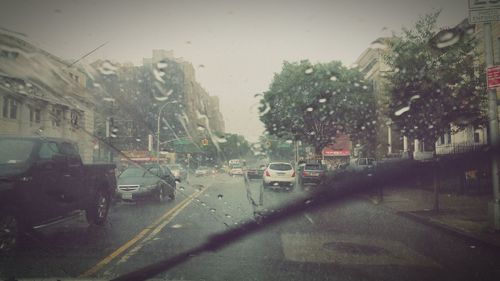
<box><xmin>347</xmin><ymin>158</ymin><xmax>376</xmax><ymax>172</ymax></box>
<box><xmin>229</xmin><ymin>165</ymin><xmax>244</xmax><ymax>176</ymax></box>
<box><xmin>195</xmin><ymin>166</ymin><xmax>211</xmax><ymax>177</ymax></box>
<box><xmin>298</xmin><ymin>163</ymin><xmax>326</xmax><ymax>186</ymax></box>
<box><xmin>263</xmin><ymin>162</ymin><xmax>295</xmax><ymax>188</ymax></box>
<box><xmin>246</xmin><ymin>166</ymin><xmax>264</xmax><ymax>179</ymax></box>
<box><xmin>117</xmin><ymin>164</ymin><xmax>175</xmax><ymax>202</ymax></box>
<box><xmin>166</xmin><ymin>164</ymin><xmax>187</xmax><ymax>181</ymax></box>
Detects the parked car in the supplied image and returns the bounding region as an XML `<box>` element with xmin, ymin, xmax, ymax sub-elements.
<box><xmin>165</xmin><ymin>164</ymin><xmax>187</xmax><ymax>181</ymax></box>
<box><xmin>263</xmin><ymin>162</ymin><xmax>295</xmax><ymax>188</ymax></box>
<box><xmin>347</xmin><ymin>158</ymin><xmax>376</xmax><ymax>172</ymax></box>
<box><xmin>195</xmin><ymin>166</ymin><xmax>211</xmax><ymax>177</ymax></box>
<box><xmin>298</xmin><ymin>163</ymin><xmax>326</xmax><ymax>186</ymax></box>
<box><xmin>229</xmin><ymin>164</ymin><xmax>244</xmax><ymax>176</ymax></box>
<box><xmin>246</xmin><ymin>165</ymin><xmax>263</xmax><ymax>179</ymax></box>
<box><xmin>0</xmin><ymin>136</ymin><xmax>117</xmax><ymax>252</ymax></box>
<box><xmin>117</xmin><ymin>164</ymin><xmax>175</xmax><ymax>202</ymax></box>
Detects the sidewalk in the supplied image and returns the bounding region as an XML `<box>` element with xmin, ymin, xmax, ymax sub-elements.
<box><xmin>366</xmin><ymin>185</ymin><xmax>500</xmax><ymax>249</ymax></box>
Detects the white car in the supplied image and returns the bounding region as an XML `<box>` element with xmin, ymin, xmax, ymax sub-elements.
<box><xmin>229</xmin><ymin>165</ymin><xmax>244</xmax><ymax>176</ymax></box>
<box><xmin>263</xmin><ymin>162</ymin><xmax>295</xmax><ymax>188</ymax></box>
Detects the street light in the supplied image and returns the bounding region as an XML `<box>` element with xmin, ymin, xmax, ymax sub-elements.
<box><xmin>157</xmin><ymin>100</ymin><xmax>178</xmax><ymax>165</ymax></box>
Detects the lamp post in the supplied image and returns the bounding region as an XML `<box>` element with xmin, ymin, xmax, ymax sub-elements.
<box><xmin>157</xmin><ymin>100</ymin><xmax>178</xmax><ymax>165</ymax></box>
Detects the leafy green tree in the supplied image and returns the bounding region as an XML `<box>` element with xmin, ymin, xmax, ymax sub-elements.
<box><xmin>259</xmin><ymin>60</ymin><xmax>377</xmax><ymax>154</ymax></box>
<box><xmin>383</xmin><ymin>11</ymin><xmax>486</xmax><ymax>145</ymax></box>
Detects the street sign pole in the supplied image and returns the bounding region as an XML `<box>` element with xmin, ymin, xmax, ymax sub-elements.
<box><xmin>484</xmin><ymin>22</ymin><xmax>500</xmax><ymax>230</ymax></box>
<box><xmin>468</xmin><ymin>0</ymin><xmax>500</xmax><ymax>230</ymax></box>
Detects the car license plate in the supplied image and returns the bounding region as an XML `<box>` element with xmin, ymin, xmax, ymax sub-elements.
<box><xmin>310</xmin><ymin>172</ymin><xmax>318</xmax><ymax>176</ymax></box>
<box><xmin>122</xmin><ymin>193</ymin><xmax>133</xmax><ymax>200</ymax></box>
<box><xmin>277</xmin><ymin>172</ymin><xmax>285</xmax><ymax>176</ymax></box>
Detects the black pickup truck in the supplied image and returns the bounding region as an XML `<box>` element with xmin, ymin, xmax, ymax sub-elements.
<box><xmin>0</xmin><ymin>136</ymin><xmax>116</xmax><ymax>252</ymax></box>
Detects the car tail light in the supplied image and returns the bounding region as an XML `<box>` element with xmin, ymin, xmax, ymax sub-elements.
<box><xmin>291</xmin><ymin>171</ymin><xmax>295</xmax><ymax>177</ymax></box>
<box><xmin>265</xmin><ymin>169</ymin><xmax>270</xmax><ymax>177</ymax></box>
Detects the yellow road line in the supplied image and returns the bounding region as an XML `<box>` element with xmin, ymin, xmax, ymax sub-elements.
<box><xmin>79</xmin><ymin>186</ymin><xmax>208</xmax><ymax>278</ymax></box>
<box><xmin>116</xmin><ymin>188</ymin><xmax>207</xmax><ymax>265</ymax></box>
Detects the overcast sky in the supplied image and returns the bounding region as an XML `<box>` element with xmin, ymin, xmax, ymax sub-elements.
<box><xmin>0</xmin><ymin>0</ymin><xmax>469</xmax><ymax>142</ymax></box>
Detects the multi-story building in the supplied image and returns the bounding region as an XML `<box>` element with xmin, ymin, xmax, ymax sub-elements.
<box><xmin>0</xmin><ymin>33</ymin><xmax>95</xmax><ymax>162</ymax></box>
<box><xmin>354</xmin><ymin>39</ymin><xmax>425</xmax><ymax>159</ymax></box>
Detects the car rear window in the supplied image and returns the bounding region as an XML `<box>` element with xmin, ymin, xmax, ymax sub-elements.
<box><xmin>269</xmin><ymin>163</ymin><xmax>292</xmax><ymax>171</ymax></box>
<box><xmin>305</xmin><ymin>164</ymin><xmax>322</xmax><ymax>170</ymax></box>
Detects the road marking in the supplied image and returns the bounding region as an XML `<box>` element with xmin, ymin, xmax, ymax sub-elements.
<box><xmin>79</xmin><ymin>186</ymin><xmax>209</xmax><ymax>278</ymax></box>
<box><xmin>116</xmin><ymin>190</ymin><xmax>202</xmax><ymax>264</ymax></box>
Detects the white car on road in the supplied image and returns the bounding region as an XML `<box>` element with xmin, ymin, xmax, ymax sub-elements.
<box><xmin>263</xmin><ymin>162</ymin><xmax>296</xmax><ymax>188</ymax></box>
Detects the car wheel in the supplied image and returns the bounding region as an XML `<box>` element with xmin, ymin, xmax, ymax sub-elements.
<box><xmin>156</xmin><ymin>186</ymin><xmax>166</xmax><ymax>203</ymax></box>
<box><xmin>0</xmin><ymin>213</ymin><xmax>21</xmax><ymax>253</ymax></box>
<box><xmin>86</xmin><ymin>189</ymin><xmax>111</xmax><ymax>226</ymax></box>
<box><xmin>168</xmin><ymin>187</ymin><xmax>176</xmax><ymax>200</ymax></box>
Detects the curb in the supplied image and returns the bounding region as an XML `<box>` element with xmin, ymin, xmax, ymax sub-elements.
<box><xmin>362</xmin><ymin>196</ymin><xmax>500</xmax><ymax>252</ymax></box>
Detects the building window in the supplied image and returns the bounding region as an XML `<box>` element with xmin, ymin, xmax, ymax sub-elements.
<box><xmin>0</xmin><ymin>50</ymin><xmax>19</xmax><ymax>59</ymax></box>
<box><xmin>29</xmin><ymin>107</ymin><xmax>41</xmax><ymax>124</ymax></box>
<box><xmin>474</xmin><ymin>131</ymin><xmax>480</xmax><ymax>143</ymax></box>
<box><xmin>70</xmin><ymin>111</ymin><xmax>79</xmax><ymax>127</ymax></box>
<box><xmin>2</xmin><ymin>97</ymin><xmax>7</xmax><ymax>118</ymax></box>
<box><xmin>2</xmin><ymin>97</ymin><xmax>17</xmax><ymax>119</ymax></box>
<box><xmin>35</xmin><ymin>109</ymin><xmax>41</xmax><ymax>123</ymax></box>
<box><xmin>51</xmin><ymin>107</ymin><xmax>63</xmax><ymax>127</ymax></box>
<box><xmin>439</xmin><ymin>135</ymin><xmax>445</xmax><ymax>145</ymax></box>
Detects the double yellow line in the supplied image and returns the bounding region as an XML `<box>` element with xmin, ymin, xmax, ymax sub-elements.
<box><xmin>79</xmin><ymin>186</ymin><xmax>208</xmax><ymax>278</ymax></box>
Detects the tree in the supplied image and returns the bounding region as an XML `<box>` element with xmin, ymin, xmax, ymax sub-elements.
<box><xmin>383</xmin><ymin>11</ymin><xmax>486</xmax><ymax>146</ymax></box>
<box><xmin>259</xmin><ymin>60</ymin><xmax>377</xmax><ymax>155</ymax></box>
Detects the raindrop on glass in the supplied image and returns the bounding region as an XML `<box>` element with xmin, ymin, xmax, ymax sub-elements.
<box><xmin>304</xmin><ymin>68</ymin><xmax>313</xmax><ymax>74</ymax></box>
<box><xmin>99</xmin><ymin>61</ymin><xmax>117</xmax><ymax>75</ymax></box>
<box><xmin>394</xmin><ymin>106</ymin><xmax>410</xmax><ymax>116</ymax></box>
<box><xmin>319</xmin><ymin>98</ymin><xmax>327</xmax><ymax>103</ymax></box>
<box><xmin>435</xmin><ymin>30</ymin><xmax>460</xmax><ymax>49</ymax></box>
<box><xmin>217</xmin><ymin>194</ymin><xmax>223</xmax><ymax>199</ymax></box>
<box><xmin>209</xmin><ymin>208</ymin><xmax>216</xmax><ymax>213</ymax></box>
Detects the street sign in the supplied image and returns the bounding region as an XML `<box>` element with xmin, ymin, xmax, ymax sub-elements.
<box><xmin>469</xmin><ymin>0</ymin><xmax>500</xmax><ymax>23</ymax></box>
<box><xmin>487</xmin><ymin>66</ymin><xmax>500</xmax><ymax>89</ymax></box>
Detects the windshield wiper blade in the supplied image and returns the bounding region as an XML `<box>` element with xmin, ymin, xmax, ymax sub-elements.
<box><xmin>111</xmin><ymin>162</ymin><xmax>414</xmax><ymax>280</ymax></box>
<box><xmin>112</xmin><ymin>148</ymin><xmax>496</xmax><ymax>281</ymax></box>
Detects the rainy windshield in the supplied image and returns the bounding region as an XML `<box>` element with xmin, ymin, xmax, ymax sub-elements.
<box><xmin>1</xmin><ymin>1</ymin><xmax>500</xmax><ymax>281</ymax></box>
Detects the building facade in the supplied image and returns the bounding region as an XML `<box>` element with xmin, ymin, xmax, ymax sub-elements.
<box><xmin>0</xmin><ymin>33</ymin><xmax>95</xmax><ymax>162</ymax></box>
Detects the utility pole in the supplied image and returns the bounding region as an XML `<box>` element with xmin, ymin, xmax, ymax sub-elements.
<box><xmin>468</xmin><ymin>0</ymin><xmax>500</xmax><ymax>230</ymax></box>
<box><xmin>485</xmin><ymin>22</ymin><xmax>500</xmax><ymax>230</ymax></box>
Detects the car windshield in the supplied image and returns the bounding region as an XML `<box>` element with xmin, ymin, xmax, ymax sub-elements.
<box><xmin>2</xmin><ymin>1</ymin><xmax>500</xmax><ymax>281</ymax></box>
<box><xmin>0</xmin><ymin>139</ymin><xmax>35</xmax><ymax>164</ymax></box>
<box><xmin>305</xmin><ymin>164</ymin><xmax>322</xmax><ymax>170</ymax></box>
<box><xmin>119</xmin><ymin>167</ymin><xmax>145</xmax><ymax>178</ymax></box>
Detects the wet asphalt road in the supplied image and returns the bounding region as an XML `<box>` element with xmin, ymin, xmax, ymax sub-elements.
<box><xmin>1</xmin><ymin>173</ymin><xmax>500</xmax><ymax>280</ymax></box>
